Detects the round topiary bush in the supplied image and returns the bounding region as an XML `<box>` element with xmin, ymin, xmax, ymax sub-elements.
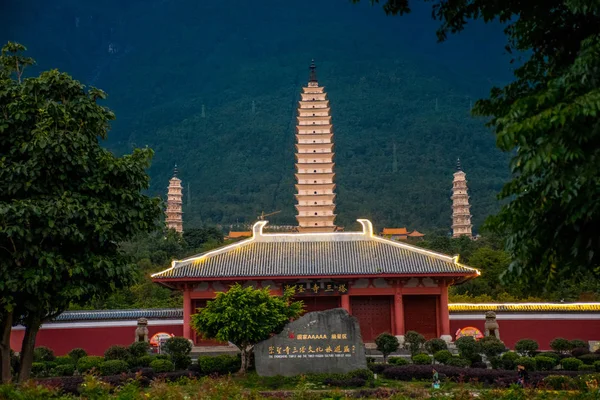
<box><xmin>578</xmin><ymin>364</ymin><xmax>595</xmax><ymax>372</ymax></box>
<box><xmin>136</xmin><ymin>355</ymin><xmax>155</xmax><ymax>368</ymax></box>
<box><xmin>534</xmin><ymin>355</ymin><xmax>557</xmax><ymax>371</ymax></box>
<box><xmin>480</xmin><ymin>337</ymin><xmax>506</xmax><ymax>358</ymax></box>
<box><xmin>388</xmin><ymin>357</ymin><xmax>409</xmax><ymax>366</ymax></box>
<box><xmin>31</xmin><ymin>362</ymin><xmax>47</xmax><ymax>377</ymax></box>
<box><xmin>424</xmin><ymin>338</ymin><xmax>448</xmax><ymax>354</ymax></box>
<box><xmin>411</xmin><ymin>353</ymin><xmax>432</xmax><ymax>365</ymax></box>
<box><xmin>129</xmin><ymin>341</ymin><xmax>151</xmax><ymax>358</ymax></box>
<box><xmin>570</xmin><ymin>339</ymin><xmax>588</xmax><ymax>349</ymax></box>
<box><xmin>543</xmin><ymin>375</ymin><xmax>577</xmax><ymax>390</ymax></box>
<box><xmin>561</xmin><ymin>357</ymin><xmax>584</xmax><ymax>371</ymax></box>
<box><xmin>455</xmin><ymin>336</ymin><xmax>482</xmax><ymax>361</ymax></box>
<box><xmin>515</xmin><ymin>356</ymin><xmax>536</xmax><ymax>371</ymax></box>
<box><xmin>501</xmin><ymin>351</ymin><xmax>519</xmax><ymax>370</ymax></box>
<box><xmin>445</xmin><ymin>357</ymin><xmax>470</xmax><ymax>368</ymax></box>
<box><xmin>163</xmin><ymin>337</ymin><xmax>193</xmax><ymax>370</ymax></box>
<box><xmin>150</xmin><ymin>359</ymin><xmax>175</xmax><ymax>373</ymax></box>
<box><xmin>100</xmin><ymin>359</ymin><xmax>129</xmax><ymax>376</ymax></box>
<box><xmin>403</xmin><ymin>331</ymin><xmax>425</xmax><ymax>356</ymax></box>
<box><xmin>539</xmin><ymin>352</ymin><xmax>561</xmax><ymax>362</ymax></box>
<box><xmin>550</xmin><ymin>338</ymin><xmax>572</xmax><ymax>354</ymax></box>
<box><xmin>514</xmin><ymin>339</ymin><xmax>539</xmax><ymax>357</ymax></box>
<box><xmin>54</xmin><ymin>364</ymin><xmax>75</xmax><ymax>377</ymax></box>
<box><xmin>68</xmin><ymin>348</ymin><xmax>88</xmax><ymax>363</ymax></box>
<box><xmin>433</xmin><ymin>350</ymin><xmax>453</xmax><ymax>365</ymax></box>
<box><xmin>33</xmin><ymin>346</ymin><xmax>55</xmax><ymax>362</ymax></box>
<box><xmin>54</xmin><ymin>355</ymin><xmax>74</xmax><ymax>365</ymax></box>
<box><xmin>104</xmin><ymin>345</ymin><xmax>130</xmax><ymax>361</ymax></box>
<box><xmin>375</xmin><ymin>333</ymin><xmax>400</xmax><ymax>363</ymax></box>
<box><xmin>77</xmin><ymin>356</ymin><xmax>105</xmax><ymax>373</ymax></box>
<box><xmin>578</xmin><ymin>354</ymin><xmax>600</xmax><ymax>365</ymax></box>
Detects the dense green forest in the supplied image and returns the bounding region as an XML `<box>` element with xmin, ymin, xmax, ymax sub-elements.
<box><xmin>1</xmin><ymin>0</ymin><xmax>512</xmax><ymax>233</ymax></box>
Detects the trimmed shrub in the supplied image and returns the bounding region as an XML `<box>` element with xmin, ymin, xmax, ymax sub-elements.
<box><xmin>129</xmin><ymin>341</ymin><xmax>151</xmax><ymax>358</ymax></box>
<box><xmin>534</xmin><ymin>356</ymin><xmax>557</xmax><ymax>371</ymax></box>
<box><xmin>433</xmin><ymin>350</ymin><xmax>453</xmax><ymax>365</ymax></box>
<box><xmin>424</xmin><ymin>338</ymin><xmax>447</xmax><ymax>354</ymax></box>
<box><xmin>489</xmin><ymin>356</ymin><xmax>502</xmax><ymax>370</ymax></box>
<box><xmin>136</xmin><ymin>355</ymin><xmax>155</xmax><ymax>368</ymax></box>
<box><xmin>155</xmin><ymin>354</ymin><xmax>170</xmax><ymax>360</ymax></box>
<box><xmin>100</xmin><ymin>359</ymin><xmax>129</xmax><ymax>376</ymax></box>
<box><xmin>571</xmin><ymin>347</ymin><xmax>590</xmax><ymax>357</ymax></box>
<box><xmin>411</xmin><ymin>353</ymin><xmax>432</xmax><ymax>365</ymax></box>
<box><xmin>375</xmin><ymin>333</ymin><xmax>400</xmax><ymax>363</ymax></box>
<box><xmin>197</xmin><ymin>354</ymin><xmax>240</xmax><ymax>375</ymax></box>
<box><xmin>445</xmin><ymin>357</ymin><xmax>470</xmax><ymax>368</ymax></box>
<box><xmin>578</xmin><ymin>364</ymin><xmax>595</xmax><ymax>372</ymax></box>
<box><xmin>550</xmin><ymin>338</ymin><xmax>573</xmax><ymax>353</ymax></box>
<box><xmin>388</xmin><ymin>357</ymin><xmax>409</xmax><ymax>366</ymax></box>
<box><xmin>501</xmin><ymin>351</ymin><xmax>519</xmax><ymax>370</ymax></box>
<box><xmin>561</xmin><ymin>357</ymin><xmax>584</xmax><ymax>371</ymax></box>
<box><xmin>163</xmin><ymin>337</ymin><xmax>193</xmax><ymax>370</ymax></box>
<box><xmin>31</xmin><ymin>362</ymin><xmax>47</xmax><ymax>377</ymax></box>
<box><xmin>539</xmin><ymin>352</ymin><xmax>561</xmax><ymax>362</ymax></box>
<box><xmin>480</xmin><ymin>337</ymin><xmax>506</xmax><ymax>358</ymax></box>
<box><xmin>55</xmin><ymin>356</ymin><xmax>74</xmax><ymax>365</ymax></box>
<box><xmin>150</xmin><ymin>359</ymin><xmax>175</xmax><ymax>373</ymax></box>
<box><xmin>368</xmin><ymin>363</ymin><xmax>389</xmax><ymax>373</ymax></box>
<box><xmin>54</xmin><ymin>364</ymin><xmax>75</xmax><ymax>376</ymax></box>
<box><xmin>595</xmin><ymin>361</ymin><xmax>600</xmax><ymax>372</ymax></box>
<box><xmin>104</xmin><ymin>345</ymin><xmax>130</xmax><ymax>361</ymax></box>
<box><xmin>543</xmin><ymin>375</ymin><xmax>577</xmax><ymax>390</ymax></box>
<box><xmin>515</xmin><ymin>357</ymin><xmax>536</xmax><ymax>371</ymax></box>
<box><xmin>76</xmin><ymin>356</ymin><xmax>104</xmax><ymax>373</ymax></box>
<box><xmin>403</xmin><ymin>331</ymin><xmax>425</xmax><ymax>356</ymax></box>
<box><xmin>33</xmin><ymin>346</ymin><xmax>55</xmax><ymax>362</ymax></box>
<box><xmin>455</xmin><ymin>336</ymin><xmax>481</xmax><ymax>361</ymax></box>
<box><xmin>68</xmin><ymin>348</ymin><xmax>87</xmax><ymax>362</ymax></box>
<box><xmin>578</xmin><ymin>354</ymin><xmax>600</xmax><ymax>365</ymax></box>
<box><xmin>514</xmin><ymin>339</ymin><xmax>539</xmax><ymax>357</ymax></box>
<box><xmin>570</xmin><ymin>339</ymin><xmax>588</xmax><ymax>349</ymax></box>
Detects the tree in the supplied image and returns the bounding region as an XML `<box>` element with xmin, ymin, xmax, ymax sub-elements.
<box><xmin>0</xmin><ymin>42</ymin><xmax>162</xmax><ymax>382</ymax></box>
<box><xmin>454</xmin><ymin>336</ymin><xmax>482</xmax><ymax>362</ymax></box>
<box><xmin>514</xmin><ymin>339</ymin><xmax>539</xmax><ymax>357</ymax></box>
<box><xmin>190</xmin><ymin>284</ymin><xmax>303</xmax><ymax>374</ymax></box>
<box><xmin>403</xmin><ymin>331</ymin><xmax>425</xmax><ymax>356</ymax></box>
<box><xmin>375</xmin><ymin>332</ymin><xmax>399</xmax><ymax>363</ymax></box>
<box><xmin>356</xmin><ymin>1</ymin><xmax>600</xmax><ymax>287</ymax></box>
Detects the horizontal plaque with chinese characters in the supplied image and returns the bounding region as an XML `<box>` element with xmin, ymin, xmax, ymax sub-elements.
<box><xmin>284</xmin><ymin>281</ymin><xmax>349</xmax><ymax>296</ymax></box>
<box><xmin>254</xmin><ymin>308</ymin><xmax>366</xmax><ymax>376</ymax></box>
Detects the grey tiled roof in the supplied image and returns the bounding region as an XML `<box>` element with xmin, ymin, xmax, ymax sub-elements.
<box><xmin>152</xmin><ymin>220</ymin><xmax>477</xmax><ymax>280</ymax></box>
<box><xmin>54</xmin><ymin>308</ymin><xmax>182</xmax><ymax>322</ymax></box>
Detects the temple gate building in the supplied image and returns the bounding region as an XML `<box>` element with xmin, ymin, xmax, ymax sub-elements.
<box><xmin>295</xmin><ymin>61</ymin><xmax>337</xmax><ymax>233</ymax></box>
<box><xmin>451</xmin><ymin>159</ymin><xmax>473</xmax><ymax>238</ymax></box>
<box><xmin>166</xmin><ymin>166</ymin><xmax>183</xmax><ymax>233</ymax></box>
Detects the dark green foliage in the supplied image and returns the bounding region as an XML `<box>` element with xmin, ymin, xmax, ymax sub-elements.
<box><xmin>561</xmin><ymin>357</ymin><xmax>584</xmax><ymax>371</ymax></box>
<box><xmin>150</xmin><ymin>359</ymin><xmax>175</xmax><ymax>373</ymax></box>
<box><xmin>321</xmin><ymin>369</ymin><xmax>374</xmax><ymax>388</ymax></box>
<box><xmin>128</xmin><ymin>342</ymin><xmax>151</xmax><ymax>358</ymax></box>
<box><xmin>454</xmin><ymin>336</ymin><xmax>481</xmax><ymax>361</ymax></box>
<box><xmin>433</xmin><ymin>350</ymin><xmax>453</xmax><ymax>364</ymax></box>
<box><xmin>375</xmin><ymin>333</ymin><xmax>399</xmax><ymax>363</ymax></box>
<box><xmin>76</xmin><ymin>356</ymin><xmax>104</xmax><ymax>373</ymax></box>
<box><xmin>33</xmin><ymin>347</ymin><xmax>55</xmax><ymax>363</ymax></box>
<box><xmin>480</xmin><ymin>336</ymin><xmax>506</xmax><ymax>358</ymax></box>
<box><xmin>514</xmin><ymin>339</ymin><xmax>539</xmax><ymax>357</ymax></box>
<box><xmin>540</xmin><ymin>352</ymin><xmax>561</xmax><ymax>362</ymax></box>
<box><xmin>515</xmin><ymin>357</ymin><xmax>536</xmax><ymax>371</ymax></box>
<box><xmin>183</xmin><ymin>228</ymin><xmax>224</xmax><ymax>250</ymax></box>
<box><xmin>571</xmin><ymin>347</ymin><xmax>590</xmax><ymax>358</ymax></box>
<box><xmin>68</xmin><ymin>348</ymin><xmax>88</xmax><ymax>363</ymax></box>
<box><xmin>403</xmin><ymin>331</ymin><xmax>425</xmax><ymax>356</ymax></box>
<box><xmin>543</xmin><ymin>375</ymin><xmax>577</xmax><ymax>390</ymax></box>
<box><xmin>197</xmin><ymin>355</ymin><xmax>240</xmax><ymax>375</ymax></box>
<box><xmin>578</xmin><ymin>354</ymin><xmax>600</xmax><ymax>365</ymax></box>
<box><xmin>488</xmin><ymin>356</ymin><xmax>502</xmax><ymax>370</ymax></box>
<box><xmin>388</xmin><ymin>357</ymin><xmax>409</xmax><ymax>366</ymax></box>
<box><xmin>570</xmin><ymin>340</ymin><xmax>589</xmax><ymax>350</ymax></box>
<box><xmin>163</xmin><ymin>336</ymin><xmax>192</xmax><ymax>369</ymax></box>
<box><xmin>595</xmin><ymin>361</ymin><xmax>600</xmax><ymax>372</ymax></box>
<box><xmin>30</xmin><ymin>362</ymin><xmax>47</xmax><ymax>377</ymax></box>
<box><xmin>424</xmin><ymin>338</ymin><xmax>447</xmax><ymax>354</ymax></box>
<box><xmin>54</xmin><ymin>364</ymin><xmax>75</xmax><ymax>377</ymax></box>
<box><xmin>104</xmin><ymin>346</ymin><xmax>130</xmax><ymax>361</ymax></box>
<box><xmin>411</xmin><ymin>353</ymin><xmax>432</xmax><ymax>365</ymax></box>
<box><xmin>444</xmin><ymin>357</ymin><xmax>470</xmax><ymax>368</ymax></box>
<box><xmin>578</xmin><ymin>364</ymin><xmax>595</xmax><ymax>372</ymax></box>
<box><xmin>133</xmin><ymin>355</ymin><xmax>155</xmax><ymax>368</ymax></box>
<box><xmin>501</xmin><ymin>351</ymin><xmax>519</xmax><ymax>370</ymax></box>
<box><xmin>550</xmin><ymin>338</ymin><xmax>573</xmax><ymax>354</ymax></box>
<box><xmin>100</xmin><ymin>360</ymin><xmax>129</xmax><ymax>376</ymax></box>
<box><xmin>191</xmin><ymin>284</ymin><xmax>303</xmax><ymax>373</ymax></box>
<box><xmin>534</xmin><ymin>356</ymin><xmax>557</xmax><ymax>371</ymax></box>
<box><xmin>55</xmin><ymin>356</ymin><xmax>74</xmax><ymax>366</ymax></box>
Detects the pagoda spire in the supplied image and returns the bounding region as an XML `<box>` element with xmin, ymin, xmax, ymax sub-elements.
<box><xmin>294</xmin><ymin>61</ymin><xmax>336</xmax><ymax>232</ymax></box>
<box><xmin>166</xmin><ymin>165</ymin><xmax>183</xmax><ymax>233</ymax></box>
<box><xmin>451</xmin><ymin>159</ymin><xmax>472</xmax><ymax>238</ymax></box>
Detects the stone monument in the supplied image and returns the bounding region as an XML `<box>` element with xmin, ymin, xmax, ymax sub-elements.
<box><xmin>254</xmin><ymin>308</ymin><xmax>367</xmax><ymax>377</ymax></box>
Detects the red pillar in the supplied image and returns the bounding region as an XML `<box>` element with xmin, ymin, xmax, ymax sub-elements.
<box><xmin>183</xmin><ymin>287</ymin><xmax>192</xmax><ymax>340</ymax></box>
<box><xmin>341</xmin><ymin>295</ymin><xmax>350</xmax><ymax>313</ymax></box>
<box><xmin>394</xmin><ymin>293</ymin><xmax>404</xmax><ymax>336</ymax></box>
<box><xmin>439</xmin><ymin>283</ymin><xmax>450</xmax><ymax>337</ymax></box>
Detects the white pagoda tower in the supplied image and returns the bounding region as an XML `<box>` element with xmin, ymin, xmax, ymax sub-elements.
<box><xmin>166</xmin><ymin>165</ymin><xmax>183</xmax><ymax>233</ymax></box>
<box><xmin>294</xmin><ymin>61</ymin><xmax>337</xmax><ymax>233</ymax></box>
<box><xmin>451</xmin><ymin>159</ymin><xmax>473</xmax><ymax>238</ymax></box>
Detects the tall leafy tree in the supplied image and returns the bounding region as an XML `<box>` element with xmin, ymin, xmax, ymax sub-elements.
<box><xmin>0</xmin><ymin>42</ymin><xmax>162</xmax><ymax>382</ymax></box>
<box><xmin>359</xmin><ymin>0</ymin><xmax>600</xmax><ymax>287</ymax></box>
<box><xmin>190</xmin><ymin>284</ymin><xmax>303</xmax><ymax>374</ymax></box>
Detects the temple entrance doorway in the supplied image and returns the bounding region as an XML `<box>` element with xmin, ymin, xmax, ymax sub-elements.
<box><xmin>301</xmin><ymin>296</ymin><xmax>340</xmax><ymax>314</ymax></box>
<box><xmin>350</xmin><ymin>296</ymin><xmax>393</xmax><ymax>342</ymax></box>
<box><xmin>403</xmin><ymin>295</ymin><xmax>438</xmax><ymax>339</ymax></box>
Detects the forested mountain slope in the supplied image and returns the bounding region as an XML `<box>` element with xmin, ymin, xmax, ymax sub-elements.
<box><xmin>2</xmin><ymin>0</ymin><xmax>512</xmax><ymax>231</ymax></box>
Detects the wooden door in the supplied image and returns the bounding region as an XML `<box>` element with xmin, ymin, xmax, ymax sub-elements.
<box><xmin>403</xmin><ymin>295</ymin><xmax>438</xmax><ymax>339</ymax></box>
<box><xmin>300</xmin><ymin>296</ymin><xmax>341</xmax><ymax>314</ymax></box>
<box><xmin>350</xmin><ymin>296</ymin><xmax>392</xmax><ymax>342</ymax></box>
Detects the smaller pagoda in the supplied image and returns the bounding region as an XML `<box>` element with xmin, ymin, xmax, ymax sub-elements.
<box><xmin>166</xmin><ymin>165</ymin><xmax>183</xmax><ymax>233</ymax></box>
<box><xmin>451</xmin><ymin>159</ymin><xmax>473</xmax><ymax>238</ymax></box>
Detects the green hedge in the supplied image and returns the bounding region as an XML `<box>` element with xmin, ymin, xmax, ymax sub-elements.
<box><xmin>412</xmin><ymin>353</ymin><xmax>432</xmax><ymax>365</ymax></box>
<box><xmin>77</xmin><ymin>356</ymin><xmax>104</xmax><ymax>373</ymax></box>
<box><xmin>561</xmin><ymin>357</ymin><xmax>584</xmax><ymax>371</ymax></box>
<box><xmin>197</xmin><ymin>354</ymin><xmax>240</xmax><ymax>375</ymax></box>
<box><xmin>100</xmin><ymin>360</ymin><xmax>129</xmax><ymax>375</ymax></box>
<box><xmin>388</xmin><ymin>357</ymin><xmax>409</xmax><ymax>366</ymax></box>
<box><xmin>433</xmin><ymin>350</ymin><xmax>453</xmax><ymax>364</ymax></box>
<box><xmin>150</xmin><ymin>359</ymin><xmax>175</xmax><ymax>373</ymax></box>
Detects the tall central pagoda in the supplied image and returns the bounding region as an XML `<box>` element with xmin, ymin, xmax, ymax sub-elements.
<box><xmin>295</xmin><ymin>61</ymin><xmax>337</xmax><ymax>232</ymax></box>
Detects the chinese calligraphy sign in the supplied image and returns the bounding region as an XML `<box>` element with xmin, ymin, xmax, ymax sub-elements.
<box><xmin>284</xmin><ymin>281</ymin><xmax>349</xmax><ymax>296</ymax></box>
